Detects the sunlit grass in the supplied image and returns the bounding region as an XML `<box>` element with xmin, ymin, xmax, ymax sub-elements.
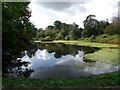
<box><xmin>34</xmin><ymin>40</ymin><xmax>119</xmax><ymax>48</ymax></box>
<box><xmin>53</xmin><ymin>40</ymin><xmax>119</xmax><ymax>48</ymax></box>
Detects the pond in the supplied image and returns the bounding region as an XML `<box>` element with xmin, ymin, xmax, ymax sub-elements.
<box><xmin>19</xmin><ymin>42</ymin><xmax>119</xmax><ymax>79</ymax></box>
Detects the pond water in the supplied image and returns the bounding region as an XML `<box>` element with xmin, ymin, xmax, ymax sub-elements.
<box><xmin>19</xmin><ymin>43</ymin><xmax>119</xmax><ymax>79</ymax></box>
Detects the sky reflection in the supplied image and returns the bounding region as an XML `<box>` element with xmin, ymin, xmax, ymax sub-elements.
<box><xmin>19</xmin><ymin>49</ymin><xmax>118</xmax><ymax>79</ymax></box>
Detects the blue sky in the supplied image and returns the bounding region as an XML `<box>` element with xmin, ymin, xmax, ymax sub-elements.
<box><xmin>29</xmin><ymin>0</ymin><xmax>119</xmax><ymax>29</ymax></box>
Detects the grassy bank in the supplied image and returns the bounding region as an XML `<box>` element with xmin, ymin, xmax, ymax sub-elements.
<box><xmin>34</xmin><ymin>40</ymin><xmax>118</xmax><ymax>48</ymax></box>
<box><xmin>2</xmin><ymin>71</ymin><xmax>120</xmax><ymax>88</ymax></box>
<box><xmin>53</xmin><ymin>40</ymin><xmax>119</xmax><ymax>48</ymax></box>
<box><xmin>34</xmin><ymin>34</ymin><xmax>120</xmax><ymax>45</ymax></box>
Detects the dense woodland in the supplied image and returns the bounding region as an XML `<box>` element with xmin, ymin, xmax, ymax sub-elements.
<box><xmin>34</xmin><ymin>15</ymin><xmax>120</xmax><ymax>41</ymax></box>
<box><xmin>2</xmin><ymin>2</ymin><xmax>120</xmax><ymax>76</ymax></box>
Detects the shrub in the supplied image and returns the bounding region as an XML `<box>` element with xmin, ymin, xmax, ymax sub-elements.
<box><xmin>55</xmin><ymin>34</ymin><xmax>64</xmax><ymax>40</ymax></box>
<box><xmin>41</xmin><ymin>36</ymin><xmax>53</xmax><ymax>41</ymax></box>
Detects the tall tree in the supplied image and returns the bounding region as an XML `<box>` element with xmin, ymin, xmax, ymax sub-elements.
<box><xmin>2</xmin><ymin>2</ymin><xmax>34</xmax><ymax>75</ymax></box>
<box><xmin>82</xmin><ymin>15</ymin><xmax>99</xmax><ymax>37</ymax></box>
<box><xmin>54</xmin><ymin>20</ymin><xmax>62</xmax><ymax>30</ymax></box>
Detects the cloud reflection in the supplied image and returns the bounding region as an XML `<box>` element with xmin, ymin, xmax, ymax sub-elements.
<box><xmin>21</xmin><ymin>49</ymin><xmax>84</xmax><ymax>69</ymax></box>
<box><xmin>20</xmin><ymin>49</ymin><xmax>119</xmax><ymax>79</ymax></box>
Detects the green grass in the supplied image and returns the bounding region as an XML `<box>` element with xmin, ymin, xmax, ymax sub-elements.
<box><xmin>53</xmin><ymin>40</ymin><xmax>118</xmax><ymax>48</ymax></box>
<box><xmin>2</xmin><ymin>71</ymin><xmax>120</xmax><ymax>88</ymax></box>
<box><xmin>79</xmin><ymin>34</ymin><xmax>120</xmax><ymax>44</ymax></box>
<box><xmin>94</xmin><ymin>34</ymin><xmax>119</xmax><ymax>44</ymax></box>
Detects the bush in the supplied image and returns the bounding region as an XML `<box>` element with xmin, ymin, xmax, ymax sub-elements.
<box><xmin>41</xmin><ymin>36</ymin><xmax>53</xmax><ymax>41</ymax></box>
<box><xmin>88</xmin><ymin>35</ymin><xmax>96</xmax><ymax>42</ymax></box>
<box><xmin>104</xmin><ymin>21</ymin><xmax>120</xmax><ymax>35</ymax></box>
<box><xmin>55</xmin><ymin>34</ymin><xmax>64</xmax><ymax>40</ymax></box>
<box><xmin>107</xmin><ymin>39</ymin><xmax>119</xmax><ymax>44</ymax></box>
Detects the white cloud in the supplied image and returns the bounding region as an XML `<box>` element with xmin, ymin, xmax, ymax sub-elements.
<box><xmin>84</xmin><ymin>0</ymin><xmax>119</xmax><ymax>21</ymax></box>
<box><xmin>29</xmin><ymin>2</ymin><xmax>53</xmax><ymax>29</ymax></box>
<box><xmin>29</xmin><ymin>0</ymin><xmax>119</xmax><ymax>29</ymax></box>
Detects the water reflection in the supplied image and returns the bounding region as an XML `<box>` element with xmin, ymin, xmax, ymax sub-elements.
<box><xmin>21</xmin><ymin>49</ymin><xmax>84</xmax><ymax>69</ymax></box>
<box><xmin>20</xmin><ymin>48</ymin><xmax>118</xmax><ymax>79</ymax></box>
<box><xmin>28</xmin><ymin>43</ymin><xmax>100</xmax><ymax>58</ymax></box>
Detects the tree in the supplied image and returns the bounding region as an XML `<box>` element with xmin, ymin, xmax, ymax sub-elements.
<box><xmin>104</xmin><ymin>21</ymin><xmax>120</xmax><ymax>35</ymax></box>
<box><xmin>45</xmin><ymin>25</ymin><xmax>54</xmax><ymax>30</ymax></box>
<box><xmin>57</xmin><ymin>23</ymin><xmax>70</xmax><ymax>38</ymax></box>
<box><xmin>68</xmin><ymin>23</ymin><xmax>80</xmax><ymax>40</ymax></box>
<box><xmin>99</xmin><ymin>20</ymin><xmax>109</xmax><ymax>34</ymax></box>
<box><xmin>2</xmin><ymin>2</ymin><xmax>34</xmax><ymax>75</ymax></box>
<box><xmin>54</xmin><ymin>20</ymin><xmax>62</xmax><ymax>30</ymax></box>
<box><xmin>45</xmin><ymin>36</ymin><xmax>52</xmax><ymax>41</ymax></box>
<box><xmin>36</xmin><ymin>29</ymin><xmax>45</xmax><ymax>39</ymax></box>
<box><xmin>82</xmin><ymin>15</ymin><xmax>100</xmax><ymax>37</ymax></box>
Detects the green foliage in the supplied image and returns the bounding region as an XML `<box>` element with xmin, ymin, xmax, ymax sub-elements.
<box><xmin>45</xmin><ymin>36</ymin><xmax>52</xmax><ymax>40</ymax></box>
<box><xmin>55</xmin><ymin>33</ymin><xmax>64</xmax><ymax>40</ymax></box>
<box><xmin>36</xmin><ymin>30</ymin><xmax>45</xmax><ymax>39</ymax></box>
<box><xmin>104</xmin><ymin>21</ymin><xmax>120</xmax><ymax>35</ymax></box>
<box><xmin>54</xmin><ymin>20</ymin><xmax>62</xmax><ymax>30</ymax></box>
<box><xmin>81</xmin><ymin>29</ymin><xmax>90</xmax><ymax>38</ymax></box>
<box><xmin>46</xmin><ymin>25</ymin><xmax>54</xmax><ymax>30</ymax></box>
<box><xmin>99</xmin><ymin>20</ymin><xmax>109</xmax><ymax>34</ymax></box>
<box><xmin>82</xmin><ymin>15</ymin><xmax>100</xmax><ymax>37</ymax></box>
<box><xmin>2</xmin><ymin>2</ymin><xmax>34</xmax><ymax>75</ymax></box>
<box><xmin>80</xmin><ymin>33</ymin><xmax>120</xmax><ymax>44</ymax></box>
<box><xmin>34</xmin><ymin>14</ymin><xmax>119</xmax><ymax>42</ymax></box>
<box><xmin>36</xmin><ymin>21</ymin><xmax>82</xmax><ymax>40</ymax></box>
<box><xmin>68</xmin><ymin>24</ymin><xmax>81</xmax><ymax>40</ymax></box>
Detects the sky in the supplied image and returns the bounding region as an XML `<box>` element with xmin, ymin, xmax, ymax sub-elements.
<box><xmin>28</xmin><ymin>0</ymin><xmax>120</xmax><ymax>29</ymax></box>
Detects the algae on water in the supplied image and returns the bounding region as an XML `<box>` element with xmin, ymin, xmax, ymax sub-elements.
<box><xmin>85</xmin><ymin>48</ymin><xmax>119</xmax><ymax>65</ymax></box>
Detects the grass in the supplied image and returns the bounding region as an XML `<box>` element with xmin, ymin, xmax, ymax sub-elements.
<box><xmin>53</xmin><ymin>40</ymin><xmax>119</xmax><ymax>48</ymax></box>
<box><xmin>2</xmin><ymin>71</ymin><xmax>120</xmax><ymax>88</ymax></box>
<box><xmin>34</xmin><ymin>34</ymin><xmax>119</xmax><ymax>48</ymax></box>
<box><xmin>95</xmin><ymin>34</ymin><xmax>120</xmax><ymax>44</ymax></box>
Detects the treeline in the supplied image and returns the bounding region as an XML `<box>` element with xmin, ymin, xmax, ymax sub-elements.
<box><xmin>35</xmin><ymin>15</ymin><xmax>120</xmax><ymax>41</ymax></box>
